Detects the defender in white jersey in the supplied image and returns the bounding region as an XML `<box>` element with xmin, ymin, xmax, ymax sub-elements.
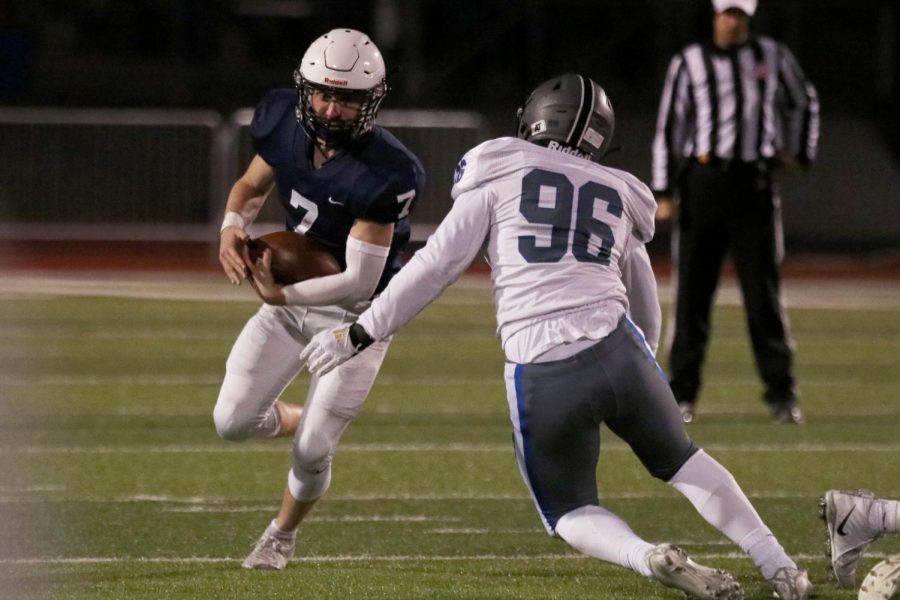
<box><xmin>300</xmin><ymin>74</ymin><xmax>810</xmax><ymax>600</ymax></box>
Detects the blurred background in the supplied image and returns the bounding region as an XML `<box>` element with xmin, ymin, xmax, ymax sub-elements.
<box><xmin>1</xmin><ymin>0</ymin><xmax>899</xmax><ymax>258</ymax></box>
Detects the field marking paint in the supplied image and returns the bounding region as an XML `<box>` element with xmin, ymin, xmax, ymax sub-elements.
<box><xmin>158</xmin><ymin>506</ymin><xmax>460</xmax><ymax>523</ymax></box>
<box><xmin>0</xmin><ymin>330</ymin><xmax>234</xmax><ymax>341</ymax></box>
<box><xmin>4</xmin><ymin>325</ymin><xmax>900</xmax><ymax>346</ymax></box>
<box><xmin>5</xmin><ymin>442</ymin><xmax>900</xmax><ymax>455</ymax></box>
<box><xmin>5</xmin><ymin>490</ymin><xmax>899</xmax><ymax>504</ymax></box>
<box><xmin>5</xmin><ymin>404</ymin><xmax>895</xmax><ymax>419</ymax></box>
<box><xmin>0</xmin><ymin>375</ymin><xmax>227</xmax><ymax>386</ymax></box>
<box><xmin>1</xmin><ymin>551</ymin><xmax>896</xmax><ymax>565</ymax></box>
<box><xmin>427</xmin><ymin>528</ymin><xmax>554</xmax><ymax>535</ymax></box>
<box><xmin>4</xmin><ymin>374</ymin><xmax>900</xmax><ymax>390</ymax></box>
<box><xmin>0</xmin><ymin>485</ymin><xmax>65</xmax><ymax>494</ymax></box>
<box><xmin>3</xmin><ymin>274</ymin><xmax>900</xmax><ymax>311</ymax></box>
<box><xmin>0</xmin><ymin>375</ymin><xmax>506</xmax><ymax>386</ymax></box>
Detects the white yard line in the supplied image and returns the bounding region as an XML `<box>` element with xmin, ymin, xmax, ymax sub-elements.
<box><xmin>6</xmin><ymin>490</ymin><xmax>897</xmax><ymax>503</ymax></box>
<box><xmin>1</xmin><ymin>551</ymin><xmax>895</xmax><ymax>565</ymax></box>
<box><xmin>21</xmin><ymin>405</ymin><xmax>895</xmax><ymax>418</ymax></box>
<box><xmin>1</xmin><ymin>272</ymin><xmax>899</xmax><ymax>310</ymax></box>
<box><xmin>3</xmin><ymin>442</ymin><xmax>900</xmax><ymax>456</ymax></box>
<box><xmin>3</xmin><ymin>374</ymin><xmax>900</xmax><ymax>389</ymax></box>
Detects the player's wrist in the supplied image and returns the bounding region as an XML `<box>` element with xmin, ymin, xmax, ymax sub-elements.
<box><xmin>348</xmin><ymin>323</ymin><xmax>374</xmax><ymax>352</ymax></box>
<box><xmin>220</xmin><ymin>211</ymin><xmax>246</xmax><ymax>234</ymax></box>
<box><xmin>653</xmin><ymin>191</ymin><xmax>673</xmax><ymax>204</ymax></box>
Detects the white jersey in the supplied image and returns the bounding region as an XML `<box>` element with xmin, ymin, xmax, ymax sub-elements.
<box><xmin>358</xmin><ymin>137</ymin><xmax>659</xmax><ymax>362</ymax></box>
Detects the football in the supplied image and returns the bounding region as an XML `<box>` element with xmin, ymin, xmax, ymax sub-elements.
<box><xmin>246</xmin><ymin>231</ymin><xmax>341</xmax><ymax>285</ymax></box>
<box><xmin>859</xmin><ymin>554</ymin><xmax>900</xmax><ymax>600</ymax></box>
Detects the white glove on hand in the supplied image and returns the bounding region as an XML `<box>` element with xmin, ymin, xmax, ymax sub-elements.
<box><xmin>300</xmin><ymin>326</ymin><xmax>359</xmax><ymax>376</ymax></box>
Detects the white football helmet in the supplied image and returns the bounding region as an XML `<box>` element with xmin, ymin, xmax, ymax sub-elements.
<box><xmin>293</xmin><ymin>28</ymin><xmax>387</xmax><ymax>147</ymax></box>
<box><xmin>858</xmin><ymin>554</ymin><xmax>900</xmax><ymax>600</ymax></box>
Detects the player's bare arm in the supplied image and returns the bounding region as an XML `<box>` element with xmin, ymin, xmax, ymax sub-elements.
<box><xmin>347</xmin><ymin>218</ymin><xmax>394</xmax><ymax>247</ymax></box>
<box><xmin>219</xmin><ymin>155</ymin><xmax>275</xmax><ymax>284</ymax></box>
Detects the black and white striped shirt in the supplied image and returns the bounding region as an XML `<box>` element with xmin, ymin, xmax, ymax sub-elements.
<box><xmin>651</xmin><ymin>36</ymin><xmax>819</xmax><ymax>194</ymax></box>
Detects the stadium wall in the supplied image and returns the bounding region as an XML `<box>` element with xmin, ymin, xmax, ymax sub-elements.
<box><xmin>0</xmin><ymin>107</ymin><xmax>897</xmax><ymax>251</ymax></box>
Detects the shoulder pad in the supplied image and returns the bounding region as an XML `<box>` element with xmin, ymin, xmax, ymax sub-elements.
<box><xmin>250</xmin><ymin>89</ymin><xmax>296</xmax><ymax>140</ymax></box>
<box><xmin>601</xmin><ymin>165</ymin><xmax>657</xmax><ymax>243</ymax></box>
<box><xmin>451</xmin><ymin>137</ymin><xmax>524</xmax><ymax>199</ymax></box>
<box><xmin>345</xmin><ymin>135</ymin><xmax>426</xmax><ymax>224</ymax></box>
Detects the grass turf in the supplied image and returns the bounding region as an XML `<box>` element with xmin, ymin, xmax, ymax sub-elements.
<box><xmin>0</xmin><ymin>277</ymin><xmax>898</xmax><ymax>599</ymax></box>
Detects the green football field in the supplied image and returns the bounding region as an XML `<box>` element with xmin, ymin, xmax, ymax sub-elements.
<box><xmin>1</xmin><ymin>273</ymin><xmax>898</xmax><ymax>599</ymax></box>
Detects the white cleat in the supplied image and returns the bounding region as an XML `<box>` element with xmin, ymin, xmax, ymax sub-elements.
<box><xmin>241</xmin><ymin>529</ymin><xmax>295</xmax><ymax>570</ymax></box>
<box><xmin>819</xmin><ymin>489</ymin><xmax>882</xmax><ymax>587</ymax></box>
<box><xmin>768</xmin><ymin>567</ymin><xmax>812</xmax><ymax>600</ymax></box>
<box><xmin>858</xmin><ymin>555</ymin><xmax>900</xmax><ymax>600</ymax></box>
<box><xmin>647</xmin><ymin>544</ymin><xmax>744</xmax><ymax>599</ymax></box>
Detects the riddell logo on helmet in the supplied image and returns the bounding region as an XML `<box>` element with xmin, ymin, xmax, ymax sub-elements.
<box><xmin>547</xmin><ymin>140</ymin><xmax>590</xmax><ymax>159</ymax></box>
<box><xmin>324</xmin><ymin>77</ymin><xmax>349</xmax><ymax>87</ymax></box>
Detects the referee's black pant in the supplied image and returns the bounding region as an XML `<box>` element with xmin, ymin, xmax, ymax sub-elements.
<box><xmin>668</xmin><ymin>159</ymin><xmax>797</xmax><ymax>408</ymax></box>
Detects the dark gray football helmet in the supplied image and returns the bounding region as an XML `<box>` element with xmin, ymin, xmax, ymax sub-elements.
<box><xmin>516</xmin><ymin>73</ymin><xmax>615</xmax><ymax>162</ymax></box>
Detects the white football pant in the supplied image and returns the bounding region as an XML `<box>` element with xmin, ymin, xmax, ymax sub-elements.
<box><xmin>213</xmin><ymin>302</ymin><xmax>390</xmax><ymax>502</ymax></box>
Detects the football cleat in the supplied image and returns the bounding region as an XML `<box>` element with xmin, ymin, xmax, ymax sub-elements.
<box><xmin>767</xmin><ymin>567</ymin><xmax>812</xmax><ymax>600</ymax></box>
<box><xmin>819</xmin><ymin>489</ymin><xmax>882</xmax><ymax>587</ymax></box>
<box><xmin>647</xmin><ymin>544</ymin><xmax>744</xmax><ymax>599</ymax></box>
<box><xmin>242</xmin><ymin>528</ymin><xmax>295</xmax><ymax>570</ymax></box>
<box><xmin>858</xmin><ymin>554</ymin><xmax>900</xmax><ymax>600</ymax></box>
<box><xmin>678</xmin><ymin>401</ymin><xmax>696</xmax><ymax>424</ymax></box>
<box><xmin>770</xmin><ymin>403</ymin><xmax>804</xmax><ymax>424</ymax></box>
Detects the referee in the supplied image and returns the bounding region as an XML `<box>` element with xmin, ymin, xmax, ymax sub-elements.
<box><xmin>651</xmin><ymin>0</ymin><xmax>819</xmax><ymax>424</ymax></box>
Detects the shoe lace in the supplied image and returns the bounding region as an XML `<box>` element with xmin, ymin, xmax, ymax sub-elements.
<box><xmin>253</xmin><ymin>534</ymin><xmax>292</xmax><ymax>557</ymax></box>
<box><xmin>769</xmin><ymin>568</ymin><xmax>806</xmax><ymax>600</ymax></box>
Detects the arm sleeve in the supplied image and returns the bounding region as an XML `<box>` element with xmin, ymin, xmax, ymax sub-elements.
<box><xmin>620</xmin><ymin>236</ymin><xmax>661</xmax><ymax>355</ymax></box>
<box><xmin>621</xmin><ymin>173</ymin><xmax>658</xmax><ymax>243</ymax></box>
<box><xmin>777</xmin><ymin>44</ymin><xmax>820</xmax><ymax>163</ymax></box>
<box><xmin>651</xmin><ymin>54</ymin><xmax>691</xmax><ymax>194</ymax></box>
<box><xmin>357</xmin><ymin>188</ymin><xmax>493</xmax><ymax>341</ymax></box>
<box><xmin>282</xmin><ymin>237</ymin><xmax>390</xmax><ymax>307</ymax></box>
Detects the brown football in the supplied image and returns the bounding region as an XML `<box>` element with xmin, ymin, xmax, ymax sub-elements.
<box><xmin>246</xmin><ymin>231</ymin><xmax>342</xmax><ymax>285</ymax></box>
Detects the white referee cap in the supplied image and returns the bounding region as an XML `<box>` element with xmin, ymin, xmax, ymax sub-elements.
<box><xmin>712</xmin><ymin>0</ymin><xmax>757</xmax><ymax>16</ymax></box>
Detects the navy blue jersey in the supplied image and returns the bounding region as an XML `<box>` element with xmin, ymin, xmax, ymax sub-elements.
<box><xmin>250</xmin><ymin>89</ymin><xmax>425</xmax><ymax>294</ymax></box>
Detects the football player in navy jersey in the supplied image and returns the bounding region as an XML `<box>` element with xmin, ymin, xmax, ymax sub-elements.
<box><xmin>299</xmin><ymin>74</ymin><xmax>812</xmax><ymax>599</ymax></box>
<box><xmin>213</xmin><ymin>28</ymin><xmax>424</xmax><ymax>570</ymax></box>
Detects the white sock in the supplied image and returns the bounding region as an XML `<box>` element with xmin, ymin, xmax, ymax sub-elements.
<box><xmin>669</xmin><ymin>450</ymin><xmax>795</xmax><ymax>579</ymax></box>
<box><xmin>266</xmin><ymin>519</ymin><xmax>296</xmax><ymax>540</ymax></box>
<box><xmin>738</xmin><ymin>527</ymin><xmax>794</xmax><ymax>580</ymax></box>
<box><xmin>555</xmin><ymin>505</ymin><xmax>656</xmax><ymax>576</ymax></box>
<box><xmin>871</xmin><ymin>498</ymin><xmax>899</xmax><ymax>533</ymax></box>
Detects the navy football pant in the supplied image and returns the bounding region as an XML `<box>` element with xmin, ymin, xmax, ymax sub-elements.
<box><xmin>505</xmin><ymin>319</ymin><xmax>698</xmax><ymax>533</ymax></box>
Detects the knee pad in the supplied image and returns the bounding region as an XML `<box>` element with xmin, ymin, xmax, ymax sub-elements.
<box><xmin>287</xmin><ymin>428</ymin><xmax>335</xmax><ymax>502</ymax></box>
<box><xmin>294</xmin><ymin>427</ymin><xmax>334</xmax><ymax>473</ymax></box>
<box><xmin>213</xmin><ymin>377</ymin><xmax>279</xmax><ymax>441</ymax></box>
<box><xmin>213</xmin><ymin>400</ymin><xmax>248</xmax><ymax>441</ymax></box>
